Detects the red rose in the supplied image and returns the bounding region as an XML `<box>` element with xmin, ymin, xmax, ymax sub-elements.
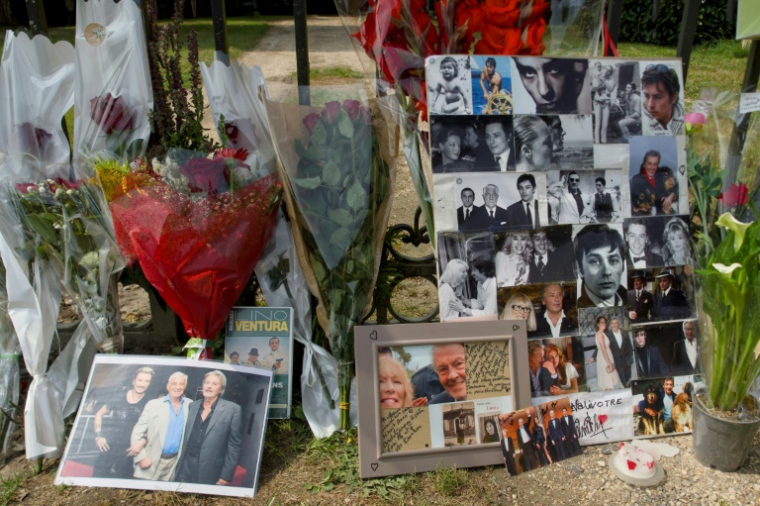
<box><xmin>15</xmin><ymin>183</ymin><xmax>36</xmax><ymax>194</ymax></box>
<box><xmin>90</xmin><ymin>93</ymin><xmax>134</xmax><ymax>135</ymax></box>
<box><xmin>303</xmin><ymin>113</ymin><xmax>320</xmax><ymax>135</ymax></box>
<box><xmin>321</xmin><ymin>101</ymin><xmax>343</xmax><ymax>122</ymax></box>
<box><xmin>15</xmin><ymin>123</ymin><xmax>52</xmax><ymax>153</ymax></box>
<box><xmin>224</xmin><ymin>122</ymin><xmax>239</xmax><ymax>144</ymax></box>
<box><xmin>719</xmin><ymin>183</ymin><xmax>750</xmax><ymax>208</ymax></box>
<box><xmin>54</xmin><ymin>177</ymin><xmax>82</xmax><ymax>190</ymax></box>
<box><xmin>179</xmin><ymin>158</ymin><xmax>229</xmax><ymax>195</ymax></box>
<box><xmin>342</xmin><ymin>100</ymin><xmax>362</xmax><ymax>120</ymax></box>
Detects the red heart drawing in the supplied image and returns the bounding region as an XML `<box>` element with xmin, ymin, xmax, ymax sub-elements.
<box><xmin>598</xmin><ymin>414</ymin><xmax>608</xmax><ymax>425</ymax></box>
<box><xmin>627</xmin><ymin>459</ymin><xmax>637</xmax><ymax>470</ymax></box>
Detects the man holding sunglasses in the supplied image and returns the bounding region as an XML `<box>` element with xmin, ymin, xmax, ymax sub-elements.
<box><xmin>641</xmin><ymin>63</ymin><xmax>684</xmax><ymax>136</ymax></box>
<box><xmin>530</xmin><ymin>283</ymin><xmax>577</xmax><ymax>338</ymax></box>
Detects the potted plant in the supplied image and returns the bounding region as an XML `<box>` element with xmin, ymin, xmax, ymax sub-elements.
<box><xmin>687</xmin><ymin>100</ymin><xmax>760</xmax><ymax>471</ymax></box>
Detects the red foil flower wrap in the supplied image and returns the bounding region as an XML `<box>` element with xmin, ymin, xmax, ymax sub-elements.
<box><xmin>90</xmin><ymin>93</ymin><xmax>134</xmax><ymax>135</ymax></box>
<box><xmin>110</xmin><ymin>173</ymin><xmax>282</xmax><ymax>340</ymax></box>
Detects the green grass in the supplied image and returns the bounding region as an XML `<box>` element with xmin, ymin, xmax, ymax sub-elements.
<box><xmin>292</xmin><ymin>67</ymin><xmax>366</xmax><ymax>81</ymax></box>
<box><xmin>0</xmin><ymin>472</ymin><xmax>32</xmax><ymax>506</ymax></box>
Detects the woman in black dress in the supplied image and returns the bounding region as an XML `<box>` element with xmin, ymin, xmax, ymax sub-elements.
<box><xmin>93</xmin><ymin>367</ymin><xmax>154</xmax><ymax>478</ymax></box>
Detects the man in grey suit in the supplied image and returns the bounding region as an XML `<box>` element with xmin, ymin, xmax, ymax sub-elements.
<box><xmin>175</xmin><ymin>370</ymin><xmax>242</xmax><ymax>485</ymax></box>
<box><xmin>130</xmin><ymin>371</ymin><xmax>193</xmax><ymax>481</ymax></box>
<box><xmin>605</xmin><ymin>317</ymin><xmax>633</xmax><ymax>387</ymax></box>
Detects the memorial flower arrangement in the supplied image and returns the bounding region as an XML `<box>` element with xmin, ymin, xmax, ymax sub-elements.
<box><xmin>7</xmin><ymin>176</ymin><xmax>123</xmax><ymax>348</ymax></box>
<box><xmin>108</xmin><ymin>148</ymin><xmax>282</xmax><ymax>358</ymax></box>
<box><xmin>340</xmin><ymin>0</ymin><xmax>550</xmax><ymax>248</ymax></box>
<box><xmin>686</xmin><ymin>103</ymin><xmax>760</xmax><ymax>414</ymax></box>
<box><xmin>267</xmin><ymin>97</ymin><xmax>396</xmax><ymax>429</ymax></box>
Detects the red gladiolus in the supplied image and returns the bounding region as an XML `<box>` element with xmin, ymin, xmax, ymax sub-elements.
<box><xmin>215</xmin><ymin>148</ymin><xmax>249</xmax><ymax>161</ymax></box>
<box><xmin>90</xmin><ymin>93</ymin><xmax>134</xmax><ymax>135</ymax></box>
<box><xmin>718</xmin><ymin>183</ymin><xmax>750</xmax><ymax>208</ymax></box>
<box><xmin>179</xmin><ymin>157</ymin><xmax>229</xmax><ymax>195</ymax></box>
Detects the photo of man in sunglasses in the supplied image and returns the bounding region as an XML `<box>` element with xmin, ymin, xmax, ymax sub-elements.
<box><xmin>641</xmin><ymin>63</ymin><xmax>684</xmax><ymax>136</ymax></box>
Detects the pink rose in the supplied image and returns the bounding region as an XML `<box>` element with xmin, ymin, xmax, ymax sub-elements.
<box><xmin>179</xmin><ymin>158</ymin><xmax>229</xmax><ymax>195</ymax></box>
<box><xmin>303</xmin><ymin>113</ymin><xmax>320</xmax><ymax>135</ymax></box>
<box><xmin>342</xmin><ymin>99</ymin><xmax>362</xmax><ymax>120</ymax></box>
<box><xmin>684</xmin><ymin>112</ymin><xmax>706</xmax><ymax>135</ymax></box>
<box><xmin>90</xmin><ymin>93</ymin><xmax>134</xmax><ymax>135</ymax></box>
<box><xmin>321</xmin><ymin>101</ymin><xmax>342</xmax><ymax>122</ymax></box>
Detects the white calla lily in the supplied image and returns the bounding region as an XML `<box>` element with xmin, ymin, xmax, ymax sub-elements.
<box><xmin>712</xmin><ymin>262</ymin><xmax>742</xmax><ymax>275</ymax></box>
<box><xmin>716</xmin><ymin>212</ymin><xmax>751</xmax><ymax>250</ymax></box>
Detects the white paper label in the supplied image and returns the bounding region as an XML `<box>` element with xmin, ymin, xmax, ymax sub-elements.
<box><xmin>739</xmin><ymin>93</ymin><xmax>760</xmax><ymax>114</ymax></box>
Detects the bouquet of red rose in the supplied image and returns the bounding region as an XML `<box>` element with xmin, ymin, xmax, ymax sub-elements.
<box><xmin>266</xmin><ymin>96</ymin><xmax>397</xmax><ymax>430</ymax></box>
<box><xmin>109</xmin><ymin>148</ymin><xmax>282</xmax><ymax>356</ymax></box>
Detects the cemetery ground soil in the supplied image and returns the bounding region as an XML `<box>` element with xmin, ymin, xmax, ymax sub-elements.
<box><xmin>3</xmin><ymin>16</ymin><xmax>759</xmax><ymax>506</ymax></box>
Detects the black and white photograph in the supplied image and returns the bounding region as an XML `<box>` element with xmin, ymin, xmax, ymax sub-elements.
<box><xmin>431</xmin><ymin>115</ymin><xmax>516</xmax><ymax>173</ymax></box>
<box><xmin>624</xmin><ymin>215</ymin><xmax>693</xmax><ymax>270</ymax></box>
<box><xmin>510</xmin><ymin>57</ymin><xmax>592</xmax><ymax>115</ymax></box>
<box><xmin>55</xmin><ymin>356</ymin><xmax>273</xmax><ymax>498</ymax></box>
<box><xmin>572</xmin><ymin>223</ymin><xmax>628</xmax><ymax>308</ymax></box>
<box><xmin>629</xmin><ymin>135</ymin><xmax>683</xmax><ymax>216</ymax></box>
<box><xmin>632</xmin><ymin>374</ymin><xmax>702</xmax><ymax>437</ymax></box>
<box><xmin>540</xmin><ymin>114</ymin><xmax>594</xmax><ymax>169</ymax></box>
<box><xmin>547</xmin><ymin>170</ymin><xmax>624</xmax><ymax>225</ymax></box>
<box><xmin>497</xmin><ymin>281</ymin><xmax>578</xmax><ymax>338</ymax></box>
<box><xmin>529</xmin><ymin>336</ymin><xmax>586</xmax><ymax>396</ymax></box>
<box><xmin>454</xmin><ymin>172</ymin><xmax>547</xmax><ymax>232</ymax></box>
<box><xmin>589</xmin><ymin>60</ymin><xmax>641</xmax><ymax>144</ymax></box>
<box><xmin>639</xmin><ymin>61</ymin><xmax>685</xmax><ymax>136</ymax></box>
<box><xmin>426</xmin><ymin>55</ymin><xmax>473</xmax><ymax>115</ymax></box>
<box><xmin>581</xmin><ymin>311</ymin><xmax>634</xmax><ymax>391</ymax></box>
<box><xmin>437</xmin><ymin>231</ymin><xmax>497</xmax><ymax>321</ymax></box>
<box><xmin>442</xmin><ymin>403</ymin><xmax>477</xmax><ymax>446</ymax></box>
<box><xmin>522</xmin><ymin>224</ymin><xmax>575</xmax><ymax>284</ymax></box>
<box><xmin>470</xmin><ymin>55</ymin><xmax>513</xmax><ymax>115</ymax></box>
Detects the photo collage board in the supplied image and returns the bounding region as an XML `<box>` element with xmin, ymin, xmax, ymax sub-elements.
<box><xmin>426</xmin><ymin>55</ymin><xmax>702</xmax><ymax>441</ymax></box>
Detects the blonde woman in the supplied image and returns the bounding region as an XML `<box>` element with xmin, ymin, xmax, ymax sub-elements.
<box><xmin>661</xmin><ymin>218</ymin><xmax>695</xmax><ymax>267</ymax></box>
<box><xmin>500</xmin><ymin>292</ymin><xmax>537</xmax><ymax>332</ymax></box>
<box><xmin>379</xmin><ymin>354</ymin><xmax>426</xmax><ymax>408</ymax></box>
<box><xmin>439</xmin><ymin>259</ymin><xmax>469</xmax><ymax>320</ymax></box>
<box><xmin>495</xmin><ymin>231</ymin><xmax>531</xmax><ymax>287</ymax></box>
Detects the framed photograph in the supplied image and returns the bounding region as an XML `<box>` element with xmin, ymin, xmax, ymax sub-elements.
<box><xmin>632</xmin><ymin>374</ymin><xmax>703</xmax><ymax>437</ymax></box>
<box><xmin>355</xmin><ymin>321</ymin><xmax>531</xmax><ymax>478</ymax></box>
<box><xmin>55</xmin><ymin>355</ymin><xmax>273</xmax><ymax>498</ymax></box>
<box><xmin>225</xmin><ymin>307</ymin><xmax>294</xmax><ymax>418</ymax></box>
<box><xmin>470</xmin><ymin>55</ymin><xmax>513</xmax><ymax>115</ymax></box>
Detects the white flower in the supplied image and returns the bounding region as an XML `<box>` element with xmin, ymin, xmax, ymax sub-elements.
<box><xmin>716</xmin><ymin>213</ymin><xmax>752</xmax><ymax>251</ymax></box>
<box><xmin>79</xmin><ymin>251</ymin><xmax>100</xmax><ymax>271</ymax></box>
<box><xmin>712</xmin><ymin>262</ymin><xmax>742</xmax><ymax>275</ymax></box>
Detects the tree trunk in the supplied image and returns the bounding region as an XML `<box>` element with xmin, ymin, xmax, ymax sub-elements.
<box><xmin>0</xmin><ymin>0</ymin><xmax>16</xmax><ymax>27</ymax></box>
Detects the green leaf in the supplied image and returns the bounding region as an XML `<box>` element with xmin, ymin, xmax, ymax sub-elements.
<box><xmin>337</xmin><ymin>110</ymin><xmax>355</xmax><ymax>138</ymax></box>
<box><xmin>311</xmin><ymin>121</ymin><xmax>328</xmax><ymax>145</ymax></box>
<box><xmin>346</xmin><ymin>181</ymin><xmax>366</xmax><ymax>211</ymax></box>
<box><xmin>322</xmin><ymin>160</ymin><xmax>342</xmax><ymax>186</ymax></box>
<box><xmin>330</xmin><ymin>227</ymin><xmax>352</xmax><ymax>247</ymax></box>
<box><xmin>26</xmin><ymin>214</ymin><xmax>59</xmax><ymax>244</ymax></box>
<box><xmin>328</xmin><ymin>208</ymin><xmax>354</xmax><ymax>226</ymax></box>
<box><xmin>293</xmin><ymin>177</ymin><xmax>321</xmax><ymax>190</ymax></box>
<box><xmin>295</xmin><ymin>139</ymin><xmax>308</xmax><ymax>159</ymax></box>
<box><xmin>304</xmin><ymin>143</ymin><xmax>328</xmax><ymax>160</ymax></box>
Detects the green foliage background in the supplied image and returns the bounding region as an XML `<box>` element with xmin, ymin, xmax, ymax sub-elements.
<box><xmin>620</xmin><ymin>0</ymin><xmax>735</xmax><ymax>46</ymax></box>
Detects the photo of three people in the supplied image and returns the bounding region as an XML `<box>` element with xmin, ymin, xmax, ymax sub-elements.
<box><xmin>56</xmin><ymin>356</ymin><xmax>272</xmax><ymax>498</ymax></box>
